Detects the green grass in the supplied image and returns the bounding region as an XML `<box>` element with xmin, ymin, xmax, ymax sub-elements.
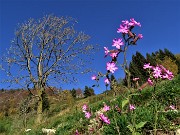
<box><xmin>0</xmin><ymin>74</ymin><xmax>179</xmax><ymax>135</ymax></box>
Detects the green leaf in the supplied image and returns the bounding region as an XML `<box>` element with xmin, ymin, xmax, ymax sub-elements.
<box><xmin>127</xmin><ymin>124</ymin><xmax>133</xmax><ymax>132</ymax></box>
<box><xmin>129</xmin><ymin>93</ymin><xmax>140</xmax><ymax>97</ymax></box>
<box><xmin>135</xmin><ymin>121</ymin><xmax>147</xmax><ymax>129</ymax></box>
<box><xmin>124</xmin><ymin>69</ymin><xmax>129</xmax><ymax>74</ymax></box>
<box><xmin>122</xmin><ymin>99</ymin><xmax>129</xmax><ymax>109</ymax></box>
<box><xmin>134</xmin><ymin>132</ymin><xmax>141</xmax><ymax>135</ymax></box>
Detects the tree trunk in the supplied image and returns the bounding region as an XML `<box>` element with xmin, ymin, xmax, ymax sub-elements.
<box><xmin>36</xmin><ymin>87</ymin><xmax>44</xmax><ymax>124</ymax></box>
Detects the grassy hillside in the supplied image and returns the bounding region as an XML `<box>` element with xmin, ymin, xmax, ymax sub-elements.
<box><xmin>0</xmin><ymin>75</ymin><xmax>180</xmax><ymax>135</ymax></box>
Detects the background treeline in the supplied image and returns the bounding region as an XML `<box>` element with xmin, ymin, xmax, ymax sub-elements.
<box><xmin>0</xmin><ymin>86</ymin><xmax>95</xmax><ymax>118</ymax></box>
<box><xmin>126</xmin><ymin>48</ymin><xmax>180</xmax><ymax>86</ymax></box>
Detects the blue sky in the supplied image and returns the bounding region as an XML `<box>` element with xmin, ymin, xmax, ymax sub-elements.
<box><xmin>0</xmin><ymin>0</ymin><xmax>180</xmax><ymax>94</ymax></box>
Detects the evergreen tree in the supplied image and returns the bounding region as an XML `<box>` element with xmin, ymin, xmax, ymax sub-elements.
<box><xmin>70</xmin><ymin>88</ymin><xmax>76</xmax><ymax>98</ymax></box>
<box><xmin>146</xmin><ymin>53</ymin><xmax>156</xmax><ymax>66</ymax></box>
<box><xmin>155</xmin><ymin>49</ymin><xmax>166</xmax><ymax>63</ymax></box>
<box><xmin>84</xmin><ymin>86</ymin><xmax>95</xmax><ymax>98</ymax></box>
<box><xmin>129</xmin><ymin>51</ymin><xmax>147</xmax><ymax>86</ymax></box>
<box><xmin>164</xmin><ymin>48</ymin><xmax>176</xmax><ymax>61</ymax></box>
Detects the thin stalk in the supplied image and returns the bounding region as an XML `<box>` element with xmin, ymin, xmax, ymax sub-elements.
<box><xmin>132</xmin><ymin>112</ymin><xmax>136</xmax><ymax>135</ymax></box>
<box><xmin>154</xmin><ymin>102</ymin><xmax>158</xmax><ymax>135</ymax></box>
<box><xmin>153</xmin><ymin>85</ymin><xmax>158</xmax><ymax>135</ymax></box>
<box><xmin>113</xmin><ymin>105</ymin><xmax>121</xmax><ymax>135</ymax></box>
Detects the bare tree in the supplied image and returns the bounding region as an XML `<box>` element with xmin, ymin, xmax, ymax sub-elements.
<box><xmin>2</xmin><ymin>15</ymin><xmax>96</xmax><ymax>123</ymax></box>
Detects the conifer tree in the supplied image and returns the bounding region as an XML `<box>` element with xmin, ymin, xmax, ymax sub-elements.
<box><xmin>70</xmin><ymin>88</ymin><xmax>76</xmax><ymax>98</ymax></box>
<box><xmin>84</xmin><ymin>86</ymin><xmax>95</xmax><ymax>98</ymax></box>
<box><xmin>129</xmin><ymin>51</ymin><xmax>147</xmax><ymax>85</ymax></box>
<box><xmin>146</xmin><ymin>53</ymin><xmax>156</xmax><ymax>66</ymax></box>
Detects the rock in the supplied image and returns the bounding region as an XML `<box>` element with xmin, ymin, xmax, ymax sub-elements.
<box><xmin>176</xmin><ymin>129</ymin><xmax>180</xmax><ymax>135</ymax></box>
<box><xmin>42</xmin><ymin>128</ymin><xmax>56</xmax><ymax>135</ymax></box>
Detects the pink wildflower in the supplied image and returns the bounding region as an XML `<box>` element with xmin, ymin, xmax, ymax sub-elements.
<box><xmin>104</xmin><ymin>47</ymin><xmax>110</xmax><ymax>57</ymax></box>
<box><xmin>138</xmin><ymin>34</ymin><xmax>143</xmax><ymax>39</ymax></box>
<box><xmin>133</xmin><ymin>77</ymin><xmax>139</xmax><ymax>81</ymax></box>
<box><xmin>147</xmin><ymin>78</ymin><xmax>153</xmax><ymax>86</ymax></box>
<box><xmin>85</xmin><ymin>111</ymin><xmax>91</xmax><ymax>119</ymax></box>
<box><xmin>110</xmin><ymin>52</ymin><xmax>118</xmax><ymax>58</ymax></box>
<box><xmin>104</xmin><ymin>78</ymin><xmax>110</xmax><ymax>84</ymax></box>
<box><xmin>103</xmin><ymin>104</ymin><xmax>110</xmax><ymax>112</ymax></box>
<box><xmin>106</xmin><ymin>62</ymin><xmax>118</xmax><ymax>73</ymax></box>
<box><xmin>99</xmin><ymin>114</ymin><xmax>110</xmax><ymax>124</ymax></box>
<box><xmin>82</xmin><ymin>104</ymin><xmax>88</xmax><ymax>112</ymax></box>
<box><xmin>91</xmin><ymin>75</ymin><xmax>97</xmax><ymax>80</ymax></box>
<box><xmin>129</xmin><ymin>18</ymin><xmax>141</xmax><ymax>27</ymax></box>
<box><xmin>165</xmin><ymin>69</ymin><xmax>174</xmax><ymax>80</ymax></box>
<box><xmin>153</xmin><ymin>66</ymin><xmax>162</xmax><ymax>78</ymax></box>
<box><xmin>112</xmin><ymin>38</ymin><xmax>124</xmax><ymax>49</ymax></box>
<box><xmin>122</xmin><ymin>20</ymin><xmax>129</xmax><ymax>25</ymax></box>
<box><xmin>75</xmin><ymin>130</ymin><xmax>79</xmax><ymax>135</ymax></box>
<box><xmin>162</xmin><ymin>73</ymin><xmax>169</xmax><ymax>79</ymax></box>
<box><xmin>129</xmin><ymin>104</ymin><xmax>136</xmax><ymax>111</ymax></box>
<box><xmin>117</xmin><ymin>24</ymin><xmax>129</xmax><ymax>34</ymax></box>
<box><xmin>169</xmin><ymin>105</ymin><xmax>175</xmax><ymax>110</ymax></box>
<box><xmin>143</xmin><ymin>63</ymin><xmax>152</xmax><ymax>69</ymax></box>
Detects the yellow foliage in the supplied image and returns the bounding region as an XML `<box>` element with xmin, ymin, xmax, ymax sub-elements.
<box><xmin>175</xmin><ymin>54</ymin><xmax>180</xmax><ymax>62</ymax></box>
<box><xmin>159</xmin><ymin>56</ymin><xmax>178</xmax><ymax>76</ymax></box>
<box><xmin>9</xmin><ymin>108</ymin><xmax>18</xmax><ymax>115</ymax></box>
<box><xmin>0</xmin><ymin>112</ymin><xmax>4</xmax><ymax>119</ymax></box>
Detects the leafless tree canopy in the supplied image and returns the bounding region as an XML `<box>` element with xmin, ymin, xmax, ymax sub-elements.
<box><xmin>3</xmin><ymin>15</ymin><xmax>96</xmax><ymax>88</ymax></box>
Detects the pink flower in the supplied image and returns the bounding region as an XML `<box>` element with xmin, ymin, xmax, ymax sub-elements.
<box><xmin>147</xmin><ymin>78</ymin><xmax>153</xmax><ymax>86</ymax></box>
<box><xmin>138</xmin><ymin>34</ymin><xmax>143</xmax><ymax>39</ymax></box>
<box><xmin>75</xmin><ymin>130</ymin><xmax>79</xmax><ymax>135</ymax></box>
<box><xmin>162</xmin><ymin>73</ymin><xmax>169</xmax><ymax>79</ymax></box>
<box><xmin>129</xmin><ymin>18</ymin><xmax>141</xmax><ymax>27</ymax></box>
<box><xmin>91</xmin><ymin>75</ymin><xmax>97</xmax><ymax>80</ymax></box>
<box><xmin>133</xmin><ymin>77</ymin><xmax>139</xmax><ymax>81</ymax></box>
<box><xmin>165</xmin><ymin>69</ymin><xmax>174</xmax><ymax>80</ymax></box>
<box><xmin>112</xmin><ymin>38</ymin><xmax>124</xmax><ymax>49</ymax></box>
<box><xmin>122</xmin><ymin>20</ymin><xmax>129</xmax><ymax>25</ymax></box>
<box><xmin>82</xmin><ymin>104</ymin><xmax>88</xmax><ymax>112</ymax></box>
<box><xmin>129</xmin><ymin>104</ymin><xmax>136</xmax><ymax>111</ymax></box>
<box><xmin>110</xmin><ymin>52</ymin><xmax>118</xmax><ymax>58</ymax></box>
<box><xmin>104</xmin><ymin>78</ymin><xmax>110</xmax><ymax>84</ymax></box>
<box><xmin>99</xmin><ymin>114</ymin><xmax>110</xmax><ymax>124</ymax></box>
<box><xmin>169</xmin><ymin>105</ymin><xmax>175</xmax><ymax>110</ymax></box>
<box><xmin>85</xmin><ymin>111</ymin><xmax>91</xmax><ymax>119</ymax></box>
<box><xmin>117</xmin><ymin>24</ymin><xmax>129</xmax><ymax>34</ymax></box>
<box><xmin>152</xmin><ymin>66</ymin><xmax>162</xmax><ymax>78</ymax></box>
<box><xmin>103</xmin><ymin>104</ymin><xmax>110</xmax><ymax>112</ymax></box>
<box><xmin>143</xmin><ymin>63</ymin><xmax>153</xmax><ymax>69</ymax></box>
<box><xmin>104</xmin><ymin>47</ymin><xmax>110</xmax><ymax>57</ymax></box>
<box><xmin>106</xmin><ymin>62</ymin><xmax>118</xmax><ymax>73</ymax></box>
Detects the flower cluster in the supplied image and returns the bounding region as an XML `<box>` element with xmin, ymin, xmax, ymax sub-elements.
<box><xmin>82</xmin><ymin>104</ymin><xmax>91</xmax><ymax>119</ymax></box>
<box><xmin>78</xmin><ymin>103</ymin><xmax>111</xmax><ymax>134</ymax></box>
<box><xmin>94</xmin><ymin>103</ymin><xmax>111</xmax><ymax>125</ymax></box>
<box><xmin>143</xmin><ymin>63</ymin><xmax>174</xmax><ymax>86</ymax></box>
<box><xmin>117</xmin><ymin>18</ymin><xmax>141</xmax><ymax>34</ymax></box>
<box><xmin>82</xmin><ymin>103</ymin><xmax>111</xmax><ymax>123</ymax></box>
<box><xmin>92</xmin><ymin>18</ymin><xmax>142</xmax><ymax>86</ymax></box>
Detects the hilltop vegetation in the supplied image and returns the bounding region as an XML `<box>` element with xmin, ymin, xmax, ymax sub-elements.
<box><xmin>0</xmin><ymin>74</ymin><xmax>179</xmax><ymax>135</ymax></box>
<box><xmin>0</xmin><ymin>48</ymin><xmax>180</xmax><ymax>135</ymax></box>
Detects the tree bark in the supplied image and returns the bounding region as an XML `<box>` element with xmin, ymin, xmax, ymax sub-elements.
<box><xmin>36</xmin><ymin>87</ymin><xmax>44</xmax><ymax>124</ymax></box>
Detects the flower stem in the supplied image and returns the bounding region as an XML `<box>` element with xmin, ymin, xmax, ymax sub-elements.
<box><xmin>113</xmin><ymin>105</ymin><xmax>121</xmax><ymax>135</ymax></box>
